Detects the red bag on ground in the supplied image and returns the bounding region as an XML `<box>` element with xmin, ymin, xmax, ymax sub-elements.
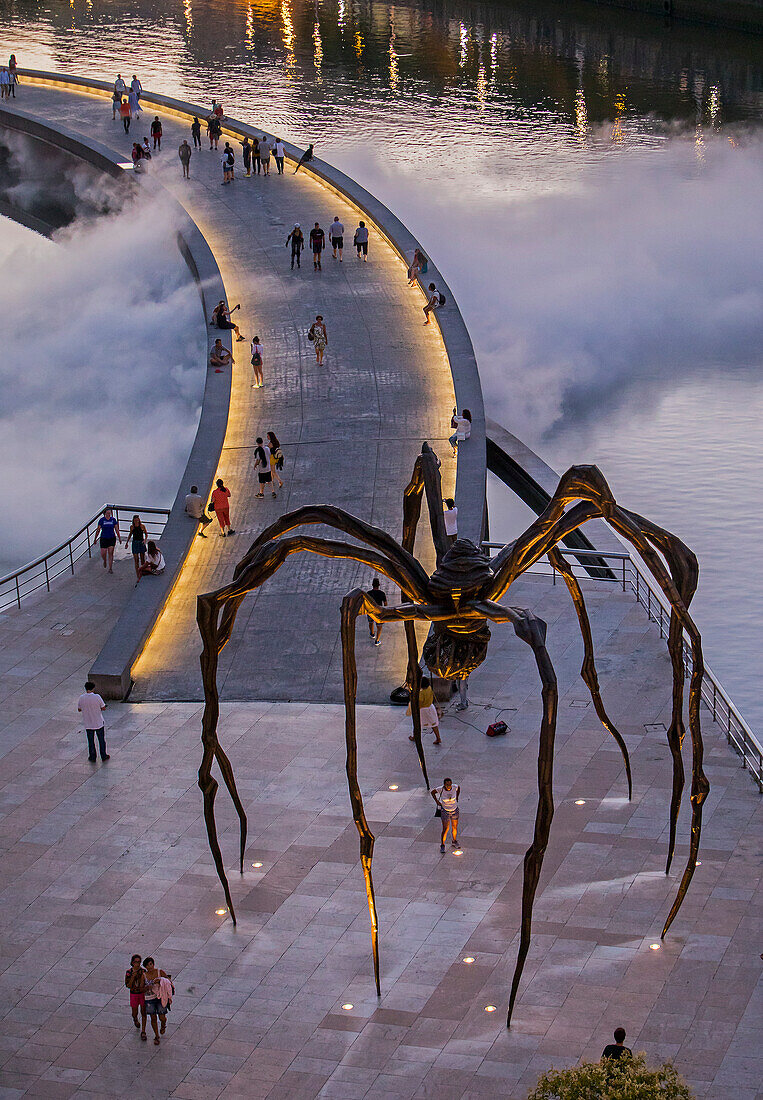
<box><xmin>486</xmin><ymin>721</ymin><xmax>508</xmax><ymax>737</ymax></box>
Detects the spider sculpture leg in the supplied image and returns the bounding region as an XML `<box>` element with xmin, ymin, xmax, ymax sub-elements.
<box><xmin>198</xmin><ymin>533</ymin><xmax>433</xmax><ymax>923</ymax></box>
<box><xmin>404</xmin><ymin>620</ymin><xmax>430</xmax><ymax>789</ymax></box>
<box><xmin>475</xmin><ymin>601</ymin><xmax>559</xmax><ymax>1027</ymax></box>
<box><xmin>547</xmin><ymin>548</ymin><xmax>632</xmax><ymax>800</ymax></box>
<box><xmin>485</xmin><ymin>466</ymin><xmax>709</xmax><ymax>945</ymax></box>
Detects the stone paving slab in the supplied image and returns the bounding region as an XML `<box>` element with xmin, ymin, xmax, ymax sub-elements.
<box><xmin>8</xmin><ymin>83</ymin><xmax>456</xmax><ymax>704</ymax></box>
<box><xmin>0</xmin><ymin>570</ymin><xmax>760</xmax><ymax>1099</ymax></box>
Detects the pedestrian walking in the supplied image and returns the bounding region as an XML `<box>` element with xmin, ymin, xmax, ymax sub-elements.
<box><xmin>259</xmin><ymin>135</ymin><xmax>271</xmax><ymax>175</ymax></box>
<box><xmin>127</xmin><ymin>514</ymin><xmax>148</xmax><ymax>583</ymax></box>
<box><xmin>286</xmin><ymin>223</ymin><xmax>304</xmax><ymax>269</ymax></box>
<box><xmin>353</xmin><ymin>221</ymin><xmax>369</xmax><ymax>260</ymax></box>
<box><xmin>114</xmin><ymin>73</ymin><xmax>127</xmax><ymax>98</ymax></box>
<box><xmin>94</xmin><ymin>507</ymin><xmax>121</xmax><ymax>572</ymax></box>
<box><xmin>142</xmin><ymin>958</ymin><xmax>170</xmax><ymax>1046</ymax></box>
<box><xmin>602</xmin><ymin>1028</ymin><xmax>632</xmax><ymax>1061</ymax></box>
<box><xmin>294</xmin><ymin>143</ymin><xmax>314</xmax><ymax>173</ymax></box>
<box><xmin>250</xmin><ymin>336</ymin><xmax>264</xmax><ymax>388</ymax></box>
<box><xmin>130</xmin><ymin>74</ymin><xmax>142</xmax><ymax>106</ymax></box>
<box><xmin>0</xmin><ymin>68</ymin><xmax>8</xmax><ymax>99</ymax></box>
<box><xmin>128</xmin><ymin>87</ymin><xmax>140</xmax><ymax>120</ymax></box>
<box><xmin>449</xmin><ymin>408</ymin><xmax>472</xmax><ymax>456</ymax></box>
<box><xmin>267</xmin><ymin>431</ymin><xmax>284</xmax><ymax>490</ymax></box>
<box><xmin>207</xmin><ymin>113</ymin><xmax>221</xmax><ymax>149</ymax></box>
<box><xmin>455</xmin><ymin>677</ymin><xmax>469</xmax><ymax>710</ymax></box>
<box><xmin>241</xmin><ymin>136</ymin><xmax>252</xmax><ymax>176</ymax></box>
<box><xmin>138</xmin><ymin>541</ymin><xmax>165</xmax><ymax>578</ymax></box>
<box><xmin>77</xmin><ymin>681</ymin><xmax>110</xmax><ymax>762</ymax></box>
<box><xmin>112</xmin><ymin>86</ymin><xmax>122</xmax><ymax>120</ymax></box>
<box><xmin>310</xmin><ymin>222</ymin><xmax>325</xmax><ymax>270</ymax></box>
<box><xmin>424</xmin><ymin>282</ymin><xmax>444</xmax><ymax>324</ymax></box>
<box><xmin>431</xmin><ymin>778</ymin><xmax>460</xmax><ymax>851</ymax></box>
<box><xmin>409</xmin><ymin>675</ymin><xmax>442</xmax><ymax>744</ymax></box>
<box><xmin>185</xmin><ymin>485</ymin><xmax>213</xmax><ymax>536</ymax></box>
<box><xmin>178</xmin><ymin>139</ymin><xmax>192</xmax><ymax>178</ymax></box>
<box><xmin>366</xmin><ymin>577</ymin><xmax>386</xmax><ymax>645</ymax></box>
<box><xmin>221</xmin><ymin>143</ymin><xmax>234</xmax><ymax>184</ymax></box>
<box><xmin>210</xmin><ymin>479</ymin><xmax>234</xmax><ymax>535</ymax></box>
<box><xmin>125</xmin><ymin>955</ymin><xmax>147</xmax><ymax>1040</ymax></box>
<box><xmin>150</xmin><ymin>116</ymin><xmax>162</xmax><ymax>150</ymax></box>
<box><xmin>119</xmin><ymin>97</ymin><xmax>132</xmax><ymax>134</ymax></box>
<box><xmin>330</xmin><ymin>216</ymin><xmax>344</xmax><ymax>261</ymax></box>
<box><xmin>274</xmin><ymin>137</ymin><xmax>285</xmax><ymax>174</ymax></box>
<box><xmin>210</xmin><ymin>300</ymin><xmax>245</xmax><ymax>341</ymax></box>
<box><xmin>255</xmin><ymin>438</ymin><xmax>276</xmax><ymax>498</ymax></box>
<box><xmin>252</xmin><ymin>135</ymin><xmax>261</xmax><ymax>174</ymax></box>
<box><xmin>443</xmin><ymin>498</ymin><xmax>458</xmax><ymax>543</ymax></box>
<box><xmin>8</xmin><ymin>54</ymin><xmax>18</xmax><ymax>98</ymax></box>
<box><xmin>191</xmin><ymin>115</ymin><xmax>202</xmax><ymax>148</ymax></box>
<box><xmin>308</xmin><ymin>315</ymin><xmax>327</xmax><ymax>365</ymax></box>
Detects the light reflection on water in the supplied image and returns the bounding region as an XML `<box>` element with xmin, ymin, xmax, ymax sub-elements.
<box><xmin>1</xmin><ymin>0</ymin><xmax>762</xmax><ymax>725</ymax></box>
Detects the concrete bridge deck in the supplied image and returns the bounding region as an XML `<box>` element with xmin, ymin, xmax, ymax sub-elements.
<box><xmin>6</xmin><ymin>80</ymin><xmax>459</xmax><ymax>703</ymax></box>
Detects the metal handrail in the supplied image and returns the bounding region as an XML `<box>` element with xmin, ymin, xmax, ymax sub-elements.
<box><xmin>481</xmin><ymin>542</ymin><xmax>762</xmax><ymax>790</ymax></box>
<box><xmin>0</xmin><ymin>505</ymin><xmax>171</xmax><ymax>613</ymax></box>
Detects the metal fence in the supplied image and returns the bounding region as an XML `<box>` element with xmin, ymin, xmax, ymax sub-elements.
<box><xmin>0</xmin><ymin>506</ymin><xmax>170</xmax><ymax>614</ymax></box>
<box><xmin>482</xmin><ymin>543</ymin><xmax>762</xmax><ymax>790</ymax></box>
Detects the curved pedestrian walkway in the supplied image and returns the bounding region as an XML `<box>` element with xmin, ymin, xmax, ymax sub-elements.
<box><xmin>9</xmin><ymin>78</ymin><xmax>464</xmax><ymax>703</ymax></box>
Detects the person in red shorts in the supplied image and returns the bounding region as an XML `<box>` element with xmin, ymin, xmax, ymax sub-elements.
<box><xmin>150</xmin><ymin>115</ymin><xmax>162</xmax><ymax>150</ymax></box>
<box><xmin>125</xmin><ymin>954</ymin><xmax>147</xmax><ymax>1040</ymax></box>
<box><xmin>210</xmin><ymin>478</ymin><xmax>234</xmax><ymax>537</ymax></box>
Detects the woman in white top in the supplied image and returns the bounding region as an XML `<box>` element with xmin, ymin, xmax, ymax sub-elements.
<box><xmin>250</xmin><ymin>336</ymin><xmax>264</xmax><ymax>388</ymax></box>
<box><xmin>138</xmin><ymin>541</ymin><xmax>165</xmax><ymax>578</ymax></box>
<box><xmin>443</xmin><ymin>498</ymin><xmax>458</xmax><ymax>544</ymax></box>
<box><xmin>449</xmin><ymin>408</ymin><xmax>471</xmax><ymax>456</ymax></box>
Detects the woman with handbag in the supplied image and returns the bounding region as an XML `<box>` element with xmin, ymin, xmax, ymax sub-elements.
<box><xmin>267</xmin><ymin>431</ymin><xmax>284</xmax><ymax>490</ymax></box>
<box><xmin>407</xmin><ymin>675</ymin><xmax>441</xmax><ymax>745</ymax></box>
<box><xmin>308</xmin><ymin>315</ymin><xmax>327</xmax><ymax>366</ymax></box>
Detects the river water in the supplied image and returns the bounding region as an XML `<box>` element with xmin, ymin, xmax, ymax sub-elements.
<box><xmin>1</xmin><ymin>0</ymin><xmax>762</xmax><ymax>726</ymax></box>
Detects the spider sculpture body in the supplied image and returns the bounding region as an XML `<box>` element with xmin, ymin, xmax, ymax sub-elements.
<box><xmin>197</xmin><ymin>443</ymin><xmax>708</xmax><ymax>1026</ymax></box>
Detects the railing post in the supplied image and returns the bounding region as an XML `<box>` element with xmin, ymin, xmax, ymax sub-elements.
<box><xmin>712</xmin><ymin>682</ymin><xmax>717</xmax><ymax>721</ymax></box>
<box><xmin>16</xmin><ymin>576</ymin><xmax>21</xmax><ymax>609</ymax></box>
<box><xmin>622</xmin><ymin>559</ymin><xmax>626</xmax><ymax>592</ymax></box>
<box><xmin>86</xmin><ymin>524</ymin><xmax>92</xmax><ymax>558</ymax></box>
<box><xmin>44</xmin><ymin>559</ymin><xmax>50</xmax><ymax>592</ymax></box>
<box><xmin>647</xmin><ymin>588</ymin><xmax>651</xmax><ymax>620</ymax></box>
<box><xmin>635</xmin><ymin>570</ymin><xmax>639</xmax><ymax>604</ymax></box>
<box><xmin>69</xmin><ymin>542</ymin><xmax>75</xmax><ymax>575</ymax></box>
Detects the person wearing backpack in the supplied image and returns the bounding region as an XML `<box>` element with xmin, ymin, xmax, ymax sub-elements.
<box><xmin>250</xmin><ymin>336</ymin><xmax>264</xmax><ymax>388</ymax></box>
<box><xmin>423</xmin><ymin>283</ymin><xmax>446</xmax><ymax>324</ymax></box>
<box><xmin>221</xmin><ymin>143</ymin><xmax>235</xmax><ymax>184</ymax></box>
<box><xmin>255</xmin><ymin>438</ymin><xmax>276</xmax><ymax>499</ymax></box>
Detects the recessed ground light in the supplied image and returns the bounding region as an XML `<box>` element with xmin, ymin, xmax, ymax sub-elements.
<box><xmin>342</xmin><ymin>1003</ymin><xmax>353</xmax><ymax>1011</ymax></box>
<box><xmin>485</xmin><ymin>1005</ymin><xmax>497</xmax><ymax>1012</ymax></box>
<box><xmin>389</xmin><ymin>784</ymin><xmax>399</xmax><ymax>791</ymax></box>
<box><xmin>215</xmin><ymin>908</ymin><xmax>227</xmax><ymax>916</ymax></box>
<box><xmin>649</xmin><ymin>943</ymin><xmax>661</xmax><ymax>950</ymax></box>
<box><xmin>252</xmin><ymin>862</ymin><xmax>263</xmax><ymax>868</ymax></box>
<box><xmin>463</xmin><ymin>957</ymin><xmax>475</xmax><ymax>964</ymax></box>
<box><xmin>575</xmin><ymin>799</ymin><xmax>586</xmax><ymax>805</ymax></box>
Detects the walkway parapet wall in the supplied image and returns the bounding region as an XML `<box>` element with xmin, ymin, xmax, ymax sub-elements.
<box><xmin>0</xmin><ymin>100</ymin><xmax>231</xmax><ymax>699</ymax></box>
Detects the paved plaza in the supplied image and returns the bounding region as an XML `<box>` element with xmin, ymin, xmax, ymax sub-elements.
<box><xmin>0</xmin><ymin>559</ymin><xmax>760</xmax><ymax>1099</ymax></box>
<box><xmin>8</xmin><ymin>81</ymin><xmax>455</xmax><ymax>704</ymax></box>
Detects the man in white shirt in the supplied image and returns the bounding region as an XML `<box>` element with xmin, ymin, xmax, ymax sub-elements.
<box><xmin>185</xmin><ymin>485</ymin><xmax>213</xmax><ymax>537</ymax></box>
<box><xmin>77</xmin><ymin>682</ymin><xmax>109</xmax><ymax>762</ymax></box>
<box><xmin>443</xmin><ymin>498</ymin><xmax>458</xmax><ymax>544</ymax></box>
<box><xmin>423</xmin><ymin>283</ymin><xmax>440</xmax><ymax>324</ymax></box>
<box><xmin>330</xmin><ymin>216</ymin><xmax>344</xmax><ymax>261</ymax></box>
<box><xmin>274</xmin><ymin>138</ymin><xmax>285</xmax><ymax>174</ymax></box>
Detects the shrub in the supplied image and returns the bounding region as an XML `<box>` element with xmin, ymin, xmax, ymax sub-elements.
<box><xmin>526</xmin><ymin>1052</ymin><xmax>695</xmax><ymax>1100</ymax></box>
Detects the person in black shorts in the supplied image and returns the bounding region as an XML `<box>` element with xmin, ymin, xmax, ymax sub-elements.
<box><xmin>602</xmin><ymin>1027</ymin><xmax>632</xmax><ymax>1061</ymax></box>
<box><xmin>191</xmin><ymin>116</ymin><xmax>202</xmax><ymax>148</ymax></box>
<box><xmin>310</xmin><ymin>222</ymin><xmax>325</xmax><ymax>271</ymax></box>
<box><xmin>255</xmin><ymin>437</ymin><xmax>276</xmax><ymax>498</ymax></box>
<box><xmin>367</xmin><ymin>578</ymin><xmax>387</xmax><ymax>645</ymax></box>
<box><xmin>210</xmin><ymin>300</ymin><xmax>245</xmax><ymax>342</ymax></box>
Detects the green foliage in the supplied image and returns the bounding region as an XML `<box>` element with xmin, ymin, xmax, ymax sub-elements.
<box><xmin>526</xmin><ymin>1052</ymin><xmax>695</xmax><ymax>1100</ymax></box>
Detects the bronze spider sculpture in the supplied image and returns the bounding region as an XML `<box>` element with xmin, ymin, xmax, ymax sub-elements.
<box><xmin>197</xmin><ymin>443</ymin><xmax>708</xmax><ymax>1027</ymax></box>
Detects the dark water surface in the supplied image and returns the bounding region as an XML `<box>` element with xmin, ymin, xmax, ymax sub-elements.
<box><xmin>1</xmin><ymin>0</ymin><xmax>762</xmax><ymax>726</ymax></box>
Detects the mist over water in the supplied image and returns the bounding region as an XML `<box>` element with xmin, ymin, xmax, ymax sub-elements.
<box><xmin>0</xmin><ymin>196</ymin><xmax>205</xmax><ymax>574</ymax></box>
<box><xmin>1</xmin><ymin>0</ymin><xmax>761</xmax><ymax>723</ymax></box>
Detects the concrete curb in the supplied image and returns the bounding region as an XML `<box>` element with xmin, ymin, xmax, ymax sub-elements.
<box><xmin>17</xmin><ymin>69</ymin><xmax>487</xmax><ymax>545</ymax></box>
<box><xmin>0</xmin><ymin>103</ymin><xmax>231</xmax><ymax>699</ymax></box>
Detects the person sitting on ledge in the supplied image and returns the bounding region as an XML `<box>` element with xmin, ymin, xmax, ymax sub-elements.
<box><xmin>210</xmin><ymin>300</ymin><xmax>245</xmax><ymax>341</ymax></box>
<box><xmin>138</xmin><ymin>541</ymin><xmax>165</xmax><ymax>579</ymax></box>
<box><xmin>210</xmin><ymin>338</ymin><xmax>233</xmax><ymax>371</ymax></box>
